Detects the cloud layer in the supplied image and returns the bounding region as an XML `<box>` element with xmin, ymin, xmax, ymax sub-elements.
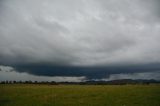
<box><xmin>1</xmin><ymin>65</ymin><xmax>160</xmax><ymax>82</ymax></box>
<box><xmin>0</xmin><ymin>65</ymin><xmax>86</xmax><ymax>82</ymax></box>
<box><xmin>0</xmin><ymin>0</ymin><xmax>160</xmax><ymax>80</ymax></box>
<box><xmin>0</xmin><ymin>0</ymin><xmax>160</xmax><ymax>66</ymax></box>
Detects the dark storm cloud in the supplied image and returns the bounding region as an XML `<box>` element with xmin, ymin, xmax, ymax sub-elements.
<box><xmin>11</xmin><ymin>63</ymin><xmax>160</xmax><ymax>79</ymax></box>
<box><xmin>0</xmin><ymin>65</ymin><xmax>86</xmax><ymax>82</ymax></box>
<box><xmin>0</xmin><ymin>0</ymin><xmax>160</xmax><ymax>80</ymax></box>
<box><xmin>0</xmin><ymin>65</ymin><xmax>160</xmax><ymax>81</ymax></box>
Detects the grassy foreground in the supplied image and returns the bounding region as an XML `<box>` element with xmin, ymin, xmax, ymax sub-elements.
<box><xmin>0</xmin><ymin>84</ymin><xmax>160</xmax><ymax>106</ymax></box>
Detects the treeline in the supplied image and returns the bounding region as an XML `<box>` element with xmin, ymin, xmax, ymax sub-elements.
<box><xmin>0</xmin><ymin>79</ymin><xmax>160</xmax><ymax>85</ymax></box>
<box><xmin>0</xmin><ymin>81</ymin><xmax>58</xmax><ymax>85</ymax></box>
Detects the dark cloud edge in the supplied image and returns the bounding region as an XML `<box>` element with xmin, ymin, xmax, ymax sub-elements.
<box><xmin>1</xmin><ymin>62</ymin><xmax>159</xmax><ymax>79</ymax></box>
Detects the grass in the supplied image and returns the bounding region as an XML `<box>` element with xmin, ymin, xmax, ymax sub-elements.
<box><xmin>0</xmin><ymin>84</ymin><xmax>160</xmax><ymax>106</ymax></box>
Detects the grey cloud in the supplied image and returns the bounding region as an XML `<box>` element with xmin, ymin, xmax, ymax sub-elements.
<box><xmin>0</xmin><ymin>65</ymin><xmax>86</xmax><ymax>82</ymax></box>
<box><xmin>0</xmin><ymin>65</ymin><xmax>160</xmax><ymax>81</ymax></box>
<box><xmin>0</xmin><ymin>65</ymin><xmax>14</xmax><ymax>72</ymax></box>
<box><xmin>0</xmin><ymin>0</ymin><xmax>160</xmax><ymax>68</ymax></box>
<box><xmin>102</xmin><ymin>71</ymin><xmax>160</xmax><ymax>81</ymax></box>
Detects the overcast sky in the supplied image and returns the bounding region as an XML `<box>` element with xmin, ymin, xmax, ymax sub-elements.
<box><xmin>0</xmin><ymin>0</ymin><xmax>160</xmax><ymax>81</ymax></box>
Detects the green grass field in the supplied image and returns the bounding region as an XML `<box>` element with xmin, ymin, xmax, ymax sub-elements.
<box><xmin>0</xmin><ymin>84</ymin><xmax>160</xmax><ymax>106</ymax></box>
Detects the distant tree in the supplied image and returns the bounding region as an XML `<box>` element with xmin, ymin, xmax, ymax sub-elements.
<box><xmin>13</xmin><ymin>81</ymin><xmax>17</xmax><ymax>84</ymax></box>
<box><xmin>28</xmin><ymin>80</ymin><xmax>32</xmax><ymax>84</ymax></box>
<box><xmin>25</xmin><ymin>81</ymin><xmax>29</xmax><ymax>84</ymax></box>
<box><xmin>18</xmin><ymin>80</ymin><xmax>22</xmax><ymax>84</ymax></box>
<box><xmin>9</xmin><ymin>81</ymin><xmax>12</xmax><ymax>84</ymax></box>
<box><xmin>34</xmin><ymin>81</ymin><xmax>38</xmax><ymax>84</ymax></box>
<box><xmin>51</xmin><ymin>81</ymin><xmax>57</xmax><ymax>85</ymax></box>
<box><xmin>0</xmin><ymin>81</ymin><xmax>5</xmax><ymax>84</ymax></box>
<box><xmin>5</xmin><ymin>80</ymin><xmax>9</xmax><ymax>84</ymax></box>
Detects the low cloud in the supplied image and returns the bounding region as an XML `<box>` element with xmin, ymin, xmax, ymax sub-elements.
<box><xmin>0</xmin><ymin>65</ymin><xmax>86</xmax><ymax>82</ymax></box>
<box><xmin>101</xmin><ymin>71</ymin><xmax>160</xmax><ymax>81</ymax></box>
<box><xmin>1</xmin><ymin>65</ymin><xmax>160</xmax><ymax>81</ymax></box>
<box><xmin>0</xmin><ymin>65</ymin><xmax>14</xmax><ymax>72</ymax></box>
<box><xmin>0</xmin><ymin>65</ymin><xmax>160</xmax><ymax>81</ymax></box>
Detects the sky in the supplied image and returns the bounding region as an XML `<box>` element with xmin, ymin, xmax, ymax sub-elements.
<box><xmin>0</xmin><ymin>0</ymin><xmax>160</xmax><ymax>81</ymax></box>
